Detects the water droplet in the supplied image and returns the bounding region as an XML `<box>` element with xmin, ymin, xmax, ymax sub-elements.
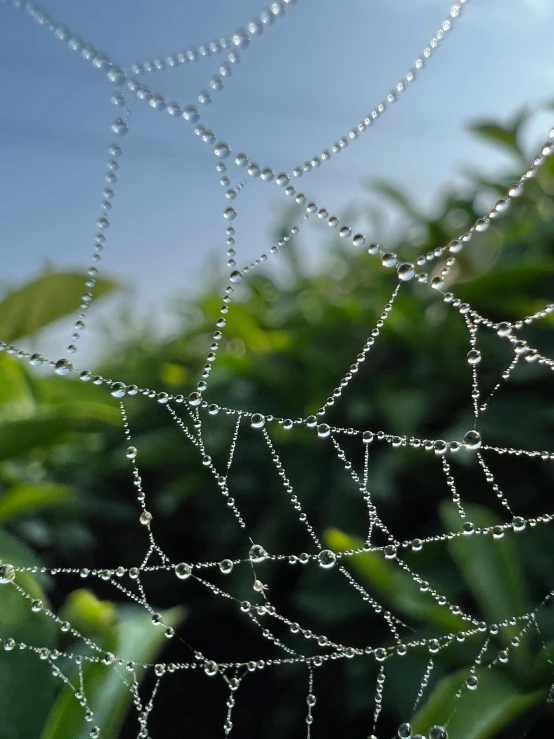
<box><xmin>508</xmin><ymin>182</ymin><xmax>523</xmax><ymax>197</ymax></box>
<box><xmin>398</xmin><ymin>262</ymin><xmax>415</xmax><ymax>281</ymax></box>
<box><xmin>214</xmin><ymin>141</ymin><xmax>231</xmax><ymax>159</ymax></box>
<box><xmin>175</xmin><ymin>563</ymin><xmax>192</xmax><ymax>579</ymax></box>
<box><xmin>219</xmin><ymin>559</ymin><xmax>234</xmax><ymax>574</ymax></box>
<box><xmin>466</xmin><ymin>674</ymin><xmax>478</xmax><ymax>690</ymax></box>
<box><xmin>352</xmin><ymin>234</ymin><xmax>366</xmax><ymax>248</ymax></box>
<box><xmin>29</xmin><ymin>353</ymin><xmax>45</xmax><ymax>366</ymax></box>
<box><xmin>306</xmin><ymin>693</ymin><xmax>317</xmax><ymax>707</ymax></box>
<box><xmin>31</xmin><ymin>599</ymin><xmax>43</xmax><ymax>612</ymax></box>
<box><xmin>139</xmin><ymin>511</ymin><xmax>152</xmax><ymax>526</ymax></box>
<box><xmin>449</xmin><ymin>239</ymin><xmax>462</xmax><ymax>253</ymax></box>
<box><xmin>230</xmin><ymin>270</ymin><xmax>242</xmax><ymax>283</ymax></box>
<box><xmin>428</xmin><ymin>638</ymin><xmax>440</xmax><ymax>654</ymax></box>
<box><xmin>151</xmin><ymin>613</ymin><xmax>163</xmax><ymax>626</ymax></box>
<box><xmin>382</xmin><ymin>253</ymin><xmax>397</xmax><ymax>268</ymax></box>
<box><xmin>54</xmin><ymin>359</ymin><xmax>73</xmax><ymax>376</ymax></box>
<box><xmin>188</xmin><ymin>392</ymin><xmax>202</xmax><ymax>406</ymax></box>
<box><xmin>251</xmin><ymin>413</ymin><xmax>265</xmax><ymax>429</ymax></box>
<box><xmin>318</xmin><ymin>549</ymin><xmax>336</xmax><ymax>568</ymax></box>
<box><xmin>102</xmin><ymin>651</ymin><xmax>116</xmax><ymax>665</ymax></box>
<box><xmin>317</xmin><ymin>423</ymin><xmax>330</xmax><ymax>438</ymax></box>
<box><xmin>126</xmin><ymin>446</ymin><xmax>137</xmax><ymax>460</ymax></box>
<box><xmin>398</xmin><ymin>723</ymin><xmax>411</xmax><ymax>738</ymax></box>
<box><xmin>149</xmin><ymin>94</ymin><xmax>166</xmax><ymax>111</ymax></box>
<box><xmin>462</xmin><ymin>521</ymin><xmax>475</xmax><ymax>535</ymax></box>
<box><xmin>0</xmin><ymin>564</ymin><xmax>16</xmax><ymax>584</ymax></box>
<box><xmin>111</xmin><ymin>118</ymin><xmax>128</xmax><ymax>136</ymax></box>
<box><xmin>362</xmin><ymin>431</ymin><xmax>374</xmax><ymax>444</ymax></box>
<box><xmin>224</xmin><ymin>207</ymin><xmax>237</xmax><ymax>221</ymax></box>
<box><xmin>466</xmin><ymin>349</ymin><xmax>481</xmax><ymax>365</ymax></box>
<box><xmin>249</xmin><ymin>544</ymin><xmax>268</xmax><ymax>563</ymax></box>
<box><xmin>110</xmin><ymin>382</ymin><xmax>126</xmax><ymax>398</ymax></box>
<box><xmin>429</xmin><ymin>727</ymin><xmax>448</xmax><ymax>739</ymax></box>
<box><xmin>524</xmin><ymin>348</ymin><xmax>538</xmax><ymax>362</ymax></box>
<box><xmin>496</xmin><ymin>322</ymin><xmax>511</xmax><ymax>337</ymax></box>
<box><xmin>463</xmin><ymin>430</ymin><xmax>481</xmax><ymax>449</ymax></box>
<box><xmin>182</xmin><ymin>105</ymin><xmax>200</xmax><ymax>123</ymax></box>
<box><xmin>475</xmin><ymin>218</ymin><xmax>489</xmax><ymax>232</ymax></box>
<box><xmin>512</xmin><ymin>516</ymin><xmax>526</xmax><ymax>532</ymax></box>
<box><xmin>232</xmin><ymin>31</ymin><xmax>250</xmax><ymax>49</ymax></box>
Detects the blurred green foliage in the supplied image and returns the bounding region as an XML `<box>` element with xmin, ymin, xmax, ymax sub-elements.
<box><xmin>1</xmin><ymin>109</ymin><xmax>554</xmax><ymax>738</ymax></box>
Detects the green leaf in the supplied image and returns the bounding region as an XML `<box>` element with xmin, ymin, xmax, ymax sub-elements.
<box><xmin>467</xmin><ymin>108</ymin><xmax>529</xmax><ymax>159</ymax></box>
<box><xmin>439</xmin><ymin>502</ymin><xmax>532</xmax><ymax>628</ymax></box>
<box><xmin>0</xmin><ymin>272</ymin><xmax>119</xmax><ymax>342</ymax></box>
<box><xmin>0</xmin><ymin>401</ymin><xmax>121</xmax><ymax>462</ymax></box>
<box><xmin>58</xmin><ymin>589</ymin><xmax>117</xmax><ymax>640</ymax></box>
<box><xmin>0</xmin><ymin>354</ymin><xmax>38</xmax><ymax>420</ymax></box>
<box><xmin>0</xmin><ymin>530</ymin><xmax>58</xmax><ymax>739</ymax></box>
<box><xmin>41</xmin><ymin>606</ymin><xmax>185</xmax><ymax>739</ymax></box>
<box><xmin>411</xmin><ymin>665</ymin><xmax>545</xmax><ymax>739</ymax></box>
<box><xmin>456</xmin><ymin>263</ymin><xmax>554</xmax><ymax>316</ymax></box>
<box><xmin>534</xmin><ymin>639</ymin><xmax>554</xmax><ymax>681</ymax></box>
<box><xmin>0</xmin><ymin>483</ymin><xmax>71</xmax><ymax>524</ymax></box>
<box><xmin>468</xmin><ymin>122</ymin><xmax>521</xmax><ymax>155</ymax></box>
<box><xmin>325</xmin><ymin>528</ymin><xmax>467</xmax><ymax>633</ymax></box>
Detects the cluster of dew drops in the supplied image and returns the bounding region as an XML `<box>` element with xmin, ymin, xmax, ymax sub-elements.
<box><xmin>388</xmin><ymin>725</ymin><xmax>448</xmax><ymax>739</ymax></box>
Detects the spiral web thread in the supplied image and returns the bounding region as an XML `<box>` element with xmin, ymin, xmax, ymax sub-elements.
<box><xmin>1</xmin><ymin>1</ymin><xmax>554</xmax><ymax>738</ymax></box>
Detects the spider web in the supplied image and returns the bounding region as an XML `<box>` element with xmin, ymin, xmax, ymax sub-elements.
<box><xmin>1</xmin><ymin>1</ymin><xmax>554</xmax><ymax>738</ymax></box>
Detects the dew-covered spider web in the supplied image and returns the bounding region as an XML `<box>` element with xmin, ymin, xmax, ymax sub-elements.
<box><xmin>2</xmin><ymin>0</ymin><xmax>554</xmax><ymax>738</ymax></box>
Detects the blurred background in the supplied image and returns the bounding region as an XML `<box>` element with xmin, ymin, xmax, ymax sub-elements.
<box><xmin>1</xmin><ymin>1</ymin><xmax>554</xmax><ymax>737</ymax></box>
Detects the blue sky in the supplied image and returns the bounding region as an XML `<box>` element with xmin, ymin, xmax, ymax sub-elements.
<box><xmin>1</xmin><ymin>0</ymin><xmax>553</xmax><ymax>361</ymax></box>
